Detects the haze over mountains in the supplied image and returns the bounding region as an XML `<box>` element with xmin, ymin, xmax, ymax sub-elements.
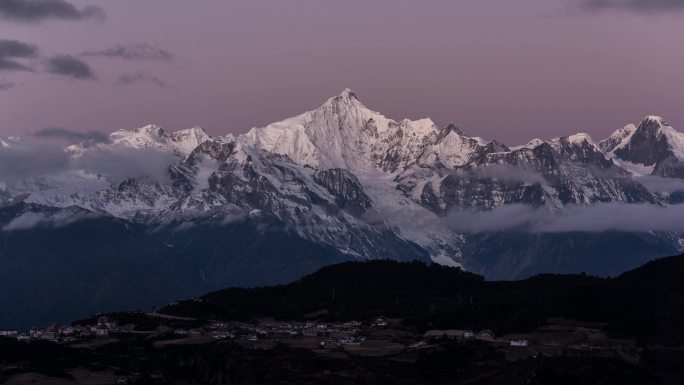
<box><xmin>2</xmin><ymin>89</ymin><xmax>684</xmax><ymax>328</ymax></box>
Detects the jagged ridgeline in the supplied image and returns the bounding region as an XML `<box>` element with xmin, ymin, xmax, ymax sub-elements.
<box><xmin>1</xmin><ymin>90</ymin><xmax>684</xmax><ymax>328</ymax></box>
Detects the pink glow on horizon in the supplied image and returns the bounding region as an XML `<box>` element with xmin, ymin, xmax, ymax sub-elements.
<box><xmin>1</xmin><ymin>0</ymin><xmax>684</xmax><ymax>145</ymax></box>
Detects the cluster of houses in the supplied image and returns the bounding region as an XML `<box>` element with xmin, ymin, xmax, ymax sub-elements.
<box><xmin>0</xmin><ymin>316</ymin><xmax>120</xmax><ymax>343</ymax></box>
<box><xmin>423</xmin><ymin>329</ymin><xmax>529</xmax><ymax>347</ymax></box>
<box><xmin>202</xmin><ymin>319</ymin><xmax>371</xmax><ymax>346</ymax></box>
<box><xmin>1</xmin><ymin>314</ymin><xmax>534</xmax><ymax>352</ymax></box>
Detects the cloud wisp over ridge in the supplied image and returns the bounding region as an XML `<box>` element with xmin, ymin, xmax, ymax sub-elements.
<box><xmin>0</xmin><ymin>139</ymin><xmax>175</xmax><ymax>184</ymax></box>
<box><xmin>0</xmin><ymin>0</ymin><xmax>104</xmax><ymax>23</ymax></box>
<box><xmin>0</xmin><ymin>142</ymin><xmax>70</xmax><ymax>182</ymax></box>
<box><xmin>34</xmin><ymin>127</ymin><xmax>109</xmax><ymax>144</ymax></box>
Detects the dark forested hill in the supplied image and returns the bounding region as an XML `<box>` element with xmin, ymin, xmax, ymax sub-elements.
<box><xmin>162</xmin><ymin>254</ymin><xmax>684</xmax><ymax>345</ymax></box>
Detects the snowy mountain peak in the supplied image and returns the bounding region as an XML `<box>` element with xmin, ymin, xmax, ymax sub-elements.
<box><xmin>642</xmin><ymin>115</ymin><xmax>667</xmax><ymax>126</ymax></box>
<box><xmin>599</xmin><ymin>124</ymin><xmax>636</xmax><ymax>153</ymax></box>
<box><xmin>524</xmin><ymin>138</ymin><xmax>544</xmax><ymax>149</ymax></box>
<box><xmin>167</xmin><ymin>126</ymin><xmax>211</xmax><ymax>154</ymax></box>
<box><xmin>602</xmin><ymin>115</ymin><xmax>684</xmax><ymax>172</ymax></box>
<box><xmin>241</xmin><ymin>89</ymin><xmax>443</xmax><ymax>171</ymax></box>
<box><xmin>566</xmin><ymin>133</ymin><xmax>596</xmax><ymax>146</ymax></box>
<box><xmin>339</xmin><ymin>87</ymin><xmax>357</xmax><ymax>99</ymax></box>
<box><xmin>549</xmin><ymin>133</ymin><xmax>599</xmax><ymax>152</ymax></box>
<box><xmin>443</xmin><ymin>122</ymin><xmax>466</xmax><ymax>136</ymax></box>
<box><xmin>135</xmin><ymin>124</ymin><xmax>165</xmax><ymax>135</ymax></box>
<box><xmin>81</xmin><ymin>124</ymin><xmax>213</xmax><ymax>157</ymax></box>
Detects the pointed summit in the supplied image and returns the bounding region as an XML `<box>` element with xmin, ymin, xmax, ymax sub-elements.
<box><xmin>641</xmin><ymin>115</ymin><xmax>667</xmax><ymax>126</ymax></box>
<box><xmin>443</xmin><ymin>122</ymin><xmax>466</xmax><ymax>136</ymax></box>
<box><xmin>635</xmin><ymin>115</ymin><xmax>669</xmax><ymax>137</ymax></box>
<box><xmin>340</xmin><ymin>88</ymin><xmax>356</xmax><ymax>98</ymax></box>
<box><xmin>323</xmin><ymin>88</ymin><xmax>363</xmax><ymax>110</ymax></box>
<box><xmin>604</xmin><ymin>115</ymin><xmax>684</xmax><ymax>167</ymax></box>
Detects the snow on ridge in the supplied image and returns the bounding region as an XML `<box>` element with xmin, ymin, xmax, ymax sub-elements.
<box><xmin>101</xmin><ymin>124</ymin><xmax>212</xmax><ymax>156</ymax></box>
<box><xmin>239</xmin><ymin>88</ymin><xmax>444</xmax><ymax>170</ymax></box>
<box><xmin>566</xmin><ymin>132</ymin><xmax>596</xmax><ymax>146</ymax></box>
<box><xmin>643</xmin><ymin>115</ymin><xmax>666</xmax><ymax>124</ymax></box>
<box><xmin>600</xmin><ymin>124</ymin><xmax>637</xmax><ymax>154</ymax></box>
<box><xmin>510</xmin><ymin>138</ymin><xmax>544</xmax><ymax>151</ymax></box>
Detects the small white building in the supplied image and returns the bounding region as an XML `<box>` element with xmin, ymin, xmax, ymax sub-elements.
<box><xmin>510</xmin><ymin>339</ymin><xmax>529</xmax><ymax>347</ymax></box>
<box><xmin>0</xmin><ymin>330</ymin><xmax>18</xmax><ymax>337</ymax></box>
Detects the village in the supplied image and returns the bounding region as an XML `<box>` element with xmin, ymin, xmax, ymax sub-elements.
<box><xmin>0</xmin><ymin>314</ymin><xmax>641</xmax><ymax>363</ymax></box>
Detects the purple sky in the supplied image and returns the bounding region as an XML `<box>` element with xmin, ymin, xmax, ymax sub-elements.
<box><xmin>2</xmin><ymin>0</ymin><xmax>684</xmax><ymax>145</ymax></box>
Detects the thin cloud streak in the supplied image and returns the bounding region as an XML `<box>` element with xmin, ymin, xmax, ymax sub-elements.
<box><xmin>447</xmin><ymin>203</ymin><xmax>684</xmax><ymax>233</ymax></box>
<box><xmin>82</xmin><ymin>44</ymin><xmax>173</xmax><ymax>61</ymax></box>
<box><xmin>116</xmin><ymin>73</ymin><xmax>168</xmax><ymax>89</ymax></box>
<box><xmin>575</xmin><ymin>0</ymin><xmax>684</xmax><ymax>13</ymax></box>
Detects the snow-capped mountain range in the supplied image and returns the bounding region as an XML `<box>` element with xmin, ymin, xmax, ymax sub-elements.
<box><xmin>2</xmin><ymin>89</ymin><xmax>684</xmax><ymax>269</ymax></box>
<box><xmin>4</xmin><ymin>89</ymin><xmax>684</xmax><ymax>328</ymax></box>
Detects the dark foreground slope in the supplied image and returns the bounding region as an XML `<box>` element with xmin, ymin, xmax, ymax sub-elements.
<box><xmin>0</xmin><ymin>336</ymin><xmax>666</xmax><ymax>385</ymax></box>
<box><xmin>2</xmin><ymin>256</ymin><xmax>684</xmax><ymax>384</ymax></box>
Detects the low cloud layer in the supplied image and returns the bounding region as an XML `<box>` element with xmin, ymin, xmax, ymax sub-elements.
<box><xmin>74</xmin><ymin>145</ymin><xmax>176</xmax><ymax>184</ymax></box>
<box><xmin>447</xmin><ymin>203</ymin><xmax>684</xmax><ymax>233</ymax></box>
<box><xmin>46</xmin><ymin>55</ymin><xmax>95</xmax><ymax>80</ymax></box>
<box><xmin>0</xmin><ymin>140</ymin><xmax>176</xmax><ymax>184</ymax></box>
<box><xmin>34</xmin><ymin>127</ymin><xmax>109</xmax><ymax>144</ymax></box>
<box><xmin>1</xmin><ymin>210</ymin><xmax>102</xmax><ymax>231</ymax></box>
<box><xmin>83</xmin><ymin>44</ymin><xmax>173</xmax><ymax>61</ymax></box>
<box><xmin>0</xmin><ymin>143</ymin><xmax>70</xmax><ymax>182</ymax></box>
<box><xmin>575</xmin><ymin>0</ymin><xmax>684</xmax><ymax>13</ymax></box>
<box><xmin>633</xmin><ymin>175</ymin><xmax>684</xmax><ymax>194</ymax></box>
<box><xmin>0</xmin><ymin>39</ymin><xmax>38</xmax><ymax>72</ymax></box>
<box><xmin>0</xmin><ymin>0</ymin><xmax>104</xmax><ymax>23</ymax></box>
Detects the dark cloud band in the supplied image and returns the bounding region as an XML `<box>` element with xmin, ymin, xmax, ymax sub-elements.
<box><xmin>34</xmin><ymin>127</ymin><xmax>109</xmax><ymax>144</ymax></box>
<box><xmin>46</xmin><ymin>55</ymin><xmax>95</xmax><ymax>80</ymax></box>
<box><xmin>0</xmin><ymin>0</ymin><xmax>104</xmax><ymax>22</ymax></box>
<box><xmin>0</xmin><ymin>39</ymin><xmax>38</xmax><ymax>72</ymax></box>
<box><xmin>578</xmin><ymin>0</ymin><xmax>684</xmax><ymax>13</ymax></box>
